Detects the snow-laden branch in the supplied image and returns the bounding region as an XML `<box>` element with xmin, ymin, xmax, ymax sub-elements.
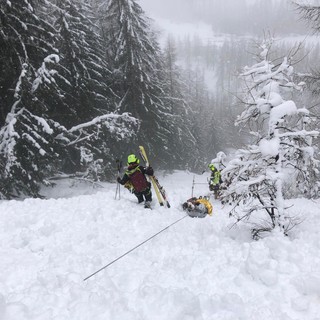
<box><xmin>32</xmin><ymin>54</ymin><xmax>60</xmax><ymax>92</ymax></box>
<box><xmin>69</xmin><ymin>112</ymin><xmax>137</xmax><ymax>132</ymax></box>
<box><xmin>68</xmin><ymin>112</ymin><xmax>140</xmax><ymax>146</ymax></box>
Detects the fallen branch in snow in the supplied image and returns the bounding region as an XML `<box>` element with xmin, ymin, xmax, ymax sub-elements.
<box><xmin>48</xmin><ymin>174</ymin><xmax>105</xmax><ymax>188</ymax></box>
<box><xmin>48</xmin><ymin>173</ymin><xmax>85</xmax><ymax>180</ymax></box>
<box><xmin>72</xmin><ymin>178</ymin><xmax>104</xmax><ymax>189</ymax></box>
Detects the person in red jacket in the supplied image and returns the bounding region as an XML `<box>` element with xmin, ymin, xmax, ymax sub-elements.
<box><xmin>117</xmin><ymin>154</ymin><xmax>154</xmax><ymax>208</ymax></box>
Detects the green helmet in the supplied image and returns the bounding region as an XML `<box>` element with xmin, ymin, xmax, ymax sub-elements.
<box><xmin>208</xmin><ymin>163</ymin><xmax>215</xmax><ymax>171</ymax></box>
<box><xmin>127</xmin><ymin>154</ymin><xmax>140</xmax><ymax>165</ymax></box>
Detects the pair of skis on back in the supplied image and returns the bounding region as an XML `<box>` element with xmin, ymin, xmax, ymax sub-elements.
<box><xmin>138</xmin><ymin>146</ymin><xmax>170</xmax><ymax>208</ymax></box>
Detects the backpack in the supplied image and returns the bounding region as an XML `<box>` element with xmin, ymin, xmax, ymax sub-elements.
<box><xmin>126</xmin><ymin>166</ymin><xmax>149</xmax><ymax>192</ymax></box>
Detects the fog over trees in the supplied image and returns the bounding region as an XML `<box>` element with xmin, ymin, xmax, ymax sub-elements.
<box><xmin>141</xmin><ymin>0</ymin><xmax>320</xmax><ymax>153</ymax></box>
<box><xmin>140</xmin><ymin>0</ymin><xmax>308</xmax><ymax>35</ymax></box>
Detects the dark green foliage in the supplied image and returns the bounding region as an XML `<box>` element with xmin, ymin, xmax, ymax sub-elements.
<box><xmin>98</xmin><ymin>0</ymin><xmax>174</xmax><ymax>166</ymax></box>
<box><xmin>0</xmin><ymin>0</ymin><xmax>220</xmax><ymax>198</ymax></box>
<box><xmin>161</xmin><ymin>37</ymin><xmax>204</xmax><ymax>171</ymax></box>
<box><xmin>0</xmin><ymin>0</ymin><xmax>58</xmax><ymax>126</ymax></box>
<box><xmin>0</xmin><ymin>63</ymin><xmax>66</xmax><ymax>198</ymax></box>
<box><xmin>52</xmin><ymin>0</ymin><xmax>113</xmax><ymax>127</ymax></box>
<box><xmin>0</xmin><ymin>0</ymin><xmax>138</xmax><ymax>198</ymax></box>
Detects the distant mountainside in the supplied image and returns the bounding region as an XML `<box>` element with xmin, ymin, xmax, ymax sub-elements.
<box><xmin>140</xmin><ymin>0</ymin><xmax>308</xmax><ymax>36</ymax></box>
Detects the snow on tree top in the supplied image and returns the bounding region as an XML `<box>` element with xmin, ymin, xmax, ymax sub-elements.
<box><xmin>259</xmin><ymin>137</ymin><xmax>280</xmax><ymax>157</ymax></box>
<box><xmin>269</xmin><ymin>100</ymin><xmax>297</xmax><ymax>131</ymax></box>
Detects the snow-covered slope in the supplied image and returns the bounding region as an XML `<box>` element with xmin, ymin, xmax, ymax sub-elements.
<box><xmin>0</xmin><ymin>171</ymin><xmax>319</xmax><ymax>320</ymax></box>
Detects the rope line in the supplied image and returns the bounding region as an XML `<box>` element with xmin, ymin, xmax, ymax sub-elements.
<box><xmin>83</xmin><ymin>215</ymin><xmax>188</xmax><ymax>281</ymax></box>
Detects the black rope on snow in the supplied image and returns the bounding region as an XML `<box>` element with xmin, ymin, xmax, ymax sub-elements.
<box><xmin>83</xmin><ymin>215</ymin><xmax>189</xmax><ymax>281</ymax></box>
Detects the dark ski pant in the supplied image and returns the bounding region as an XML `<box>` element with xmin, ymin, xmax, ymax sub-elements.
<box><xmin>135</xmin><ymin>187</ymin><xmax>152</xmax><ymax>203</ymax></box>
<box><xmin>209</xmin><ymin>183</ymin><xmax>220</xmax><ymax>199</ymax></box>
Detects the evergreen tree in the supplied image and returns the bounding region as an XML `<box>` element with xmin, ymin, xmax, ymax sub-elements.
<box><xmin>0</xmin><ymin>55</ymin><xmax>139</xmax><ymax>198</ymax></box>
<box><xmin>0</xmin><ymin>0</ymin><xmax>57</xmax><ymax>126</ymax></box>
<box><xmin>221</xmin><ymin>40</ymin><xmax>319</xmax><ymax>238</ymax></box>
<box><xmin>181</xmin><ymin>66</ymin><xmax>211</xmax><ymax>165</ymax></box>
<box><xmin>99</xmin><ymin>0</ymin><xmax>178</xmax><ymax>167</ymax></box>
<box><xmin>162</xmin><ymin>36</ymin><xmax>202</xmax><ymax>171</ymax></box>
<box><xmin>295</xmin><ymin>2</ymin><xmax>320</xmax><ymax>33</ymax></box>
<box><xmin>0</xmin><ymin>0</ymin><xmax>139</xmax><ymax>198</ymax></box>
<box><xmin>294</xmin><ymin>1</ymin><xmax>320</xmax><ymax>150</ymax></box>
<box><xmin>0</xmin><ymin>0</ymin><xmax>64</xmax><ymax>198</ymax></box>
<box><xmin>45</xmin><ymin>0</ymin><xmax>129</xmax><ymax>175</ymax></box>
<box><xmin>0</xmin><ymin>59</ymin><xmax>66</xmax><ymax>198</ymax></box>
<box><xmin>51</xmin><ymin>0</ymin><xmax>113</xmax><ymax>127</ymax></box>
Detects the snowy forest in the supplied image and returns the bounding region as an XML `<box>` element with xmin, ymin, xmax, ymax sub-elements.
<box><xmin>0</xmin><ymin>0</ymin><xmax>207</xmax><ymax>199</ymax></box>
<box><xmin>1</xmin><ymin>1</ymin><xmax>320</xmax><ymax>319</ymax></box>
<box><xmin>0</xmin><ymin>0</ymin><xmax>319</xmax><ymax>209</ymax></box>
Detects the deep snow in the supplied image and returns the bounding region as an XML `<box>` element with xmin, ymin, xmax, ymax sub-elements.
<box><xmin>0</xmin><ymin>171</ymin><xmax>319</xmax><ymax>320</ymax></box>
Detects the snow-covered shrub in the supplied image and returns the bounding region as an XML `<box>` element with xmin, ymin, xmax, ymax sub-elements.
<box><xmin>68</xmin><ymin>112</ymin><xmax>140</xmax><ymax>180</ymax></box>
<box><xmin>220</xmin><ymin>39</ymin><xmax>319</xmax><ymax>238</ymax></box>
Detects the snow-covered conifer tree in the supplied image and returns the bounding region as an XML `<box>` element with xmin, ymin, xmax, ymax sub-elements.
<box><xmin>0</xmin><ymin>1</ymin><xmax>64</xmax><ymax>198</ymax></box>
<box><xmin>52</xmin><ymin>0</ymin><xmax>113</xmax><ymax>127</ymax></box>
<box><xmin>45</xmin><ymin>0</ymin><xmax>133</xmax><ymax>175</ymax></box>
<box><xmin>294</xmin><ymin>1</ymin><xmax>320</xmax><ymax>168</ymax></box>
<box><xmin>161</xmin><ymin>36</ymin><xmax>203</xmax><ymax>170</ymax></box>
<box><xmin>0</xmin><ymin>0</ymin><xmax>140</xmax><ymax>198</ymax></box>
<box><xmin>0</xmin><ymin>61</ymin><xmax>67</xmax><ymax>198</ymax></box>
<box><xmin>0</xmin><ymin>56</ymin><xmax>139</xmax><ymax>198</ymax></box>
<box><xmin>0</xmin><ymin>0</ymin><xmax>58</xmax><ymax>126</ymax></box>
<box><xmin>220</xmin><ymin>39</ymin><xmax>319</xmax><ymax>238</ymax></box>
<box><xmin>98</xmin><ymin>0</ymin><xmax>181</xmax><ymax>167</ymax></box>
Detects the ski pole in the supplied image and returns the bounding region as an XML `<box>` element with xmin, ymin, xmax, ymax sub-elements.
<box><xmin>115</xmin><ymin>182</ymin><xmax>120</xmax><ymax>200</ymax></box>
<box><xmin>83</xmin><ymin>215</ymin><xmax>188</xmax><ymax>281</ymax></box>
<box><xmin>191</xmin><ymin>175</ymin><xmax>195</xmax><ymax>197</ymax></box>
<box><xmin>115</xmin><ymin>159</ymin><xmax>122</xmax><ymax>200</ymax></box>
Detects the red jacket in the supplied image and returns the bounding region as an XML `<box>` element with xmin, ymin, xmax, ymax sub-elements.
<box><xmin>118</xmin><ymin>164</ymin><xmax>153</xmax><ymax>192</ymax></box>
